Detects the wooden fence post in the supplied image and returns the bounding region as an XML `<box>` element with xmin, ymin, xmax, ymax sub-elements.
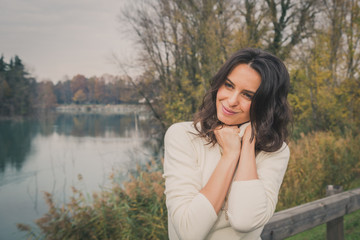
<box><xmin>326</xmin><ymin>185</ymin><xmax>344</xmax><ymax>240</ymax></box>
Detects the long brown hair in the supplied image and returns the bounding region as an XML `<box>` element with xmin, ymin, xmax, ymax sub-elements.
<box><xmin>193</xmin><ymin>48</ymin><xmax>292</xmax><ymax>152</ymax></box>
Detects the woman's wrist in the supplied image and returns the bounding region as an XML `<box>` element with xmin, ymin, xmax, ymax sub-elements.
<box><xmin>221</xmin><ymin>149</ymin><xmax>240</xmax><ymax>162</ymax></box>
<box><xmin>220</xmin><ymin>143</ymin><xmax>241</xmax><ymax>159</ymax></box>
<box><xmin>242</xmin><ymin>137</ymin><xmax>255</xmax><ymax>149</ymax></box>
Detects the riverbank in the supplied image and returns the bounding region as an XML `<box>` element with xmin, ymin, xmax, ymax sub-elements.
<box><xmin>0</xmin><ymin>104</ymin><xmax>151</xmax><ymax>120</ymax></box>
<box><xmin>55</xmin><ymin>104</ymin><xmax>149</xmax><ymax>115</ymax></box>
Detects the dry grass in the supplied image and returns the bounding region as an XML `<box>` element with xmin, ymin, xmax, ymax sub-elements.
<box><xmin>277</xmin><ymin>131</ymin><xmax>360</xmax><ymax>210</ymax></box>
<box><xmin>19</xmin><ymin>160</ymin><xmax>167</xmax><ymax>240</ymax></box>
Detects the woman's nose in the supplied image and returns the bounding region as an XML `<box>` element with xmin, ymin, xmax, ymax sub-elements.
<box><xmin>228</xmin><ymin>92</ymin><xmax>239</xmax><ymax>106</ymax></box>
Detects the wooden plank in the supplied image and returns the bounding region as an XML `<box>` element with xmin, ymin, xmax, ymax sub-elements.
<box><xmin>261</xmin><ymin>187</ymin><xmax>360</xmax><ymax>240</ymax></box>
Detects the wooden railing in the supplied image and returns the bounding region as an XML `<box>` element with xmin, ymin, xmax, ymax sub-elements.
<box><xmin>261</xmin><ymin>186</ymin><xmax>360</xmax><ymax>240</ymax></box>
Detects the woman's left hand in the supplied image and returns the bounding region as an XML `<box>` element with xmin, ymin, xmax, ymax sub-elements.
<box><xmin>242</xmin><ymin>123</ymin><xmax>256</xmax><ymax>146</ymax></box>
<box><xmin>235</xmin><ymin>123</ymin><xmax>258</xmax><ymax>181</ymax></box>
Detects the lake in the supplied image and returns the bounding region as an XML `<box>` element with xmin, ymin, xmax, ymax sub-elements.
<box><xmin>0</xmin><ymin>111</ymin><xmax>162</xmax><ymax>240</ymax></box>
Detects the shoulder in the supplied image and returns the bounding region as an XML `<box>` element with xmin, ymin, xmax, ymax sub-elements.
<box><xmin>164</xmin><ymin>121</ymin><xmax>206</xmax><ymax>152</ymax></box>
<box><xmin>165</xmin><ymin>121</ymin><xmax>197</xmax><ymax>140</ymax></box>
<box><xmin>164</xmin><ymin>122</ymin><xmax>202</xmax><ymax>158</ymax></box>
<box><xmin>257</xmin><ymin>142</ymin><xmax>290</xmax><ymax>163</ymax></box>
<box><xmin>273</xmin><ymin>142</ymin><xmax>290</xmax><ymax>156</ymax></box>
<box><xmin>261</xmin><ymin>142</ymin><xmax>289</xmax><ymax>156</ymax></box>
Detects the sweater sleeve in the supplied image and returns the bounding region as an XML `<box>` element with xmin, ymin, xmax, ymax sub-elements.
<box><xmin>227</xmin><ymin>143</ymin><xmax>290</xmax><ymax>232</ymax></box>
<box><xmin>163</xmin><ymin>123</ymin><xmax>218</xmax><ymax>240</ymax></box>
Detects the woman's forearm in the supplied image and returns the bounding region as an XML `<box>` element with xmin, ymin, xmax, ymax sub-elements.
<box><xmin>234</xmin><ymin>133</ymin><xmax>258</xmax><ymax>181</ymax></box>
<box><xmin>200</xmin><ymin>152</ymin><xmax>238</xmax><ymax>214</ymax></box>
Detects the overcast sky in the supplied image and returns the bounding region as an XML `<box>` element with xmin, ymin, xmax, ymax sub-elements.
<box><xmin>0</xmin><ymin>0</ymin><xmax>138</xmax><ymax>83</ymax></box>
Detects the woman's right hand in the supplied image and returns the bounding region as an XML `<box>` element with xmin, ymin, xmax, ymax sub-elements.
<box><xmin>201</xmin><ymin>125</ymin><xmax>243</xmax><ymax>214</ymax></box>
<box><xmin>214</xmin><ymin>125</ymin><xmax>241</xmax><ymax>159</ymax></box>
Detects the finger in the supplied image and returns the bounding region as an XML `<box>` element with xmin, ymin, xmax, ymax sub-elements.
<box><xmin>227</xmin><ymin>126</ymin><xmax>240</xmax><ymax>134</ymax></box>
<box><xmin>219</xmin><ymin>125</ymin><xmax>238</xmax><ymax>131</ymax></box>
<box><xmin>214</xmin><ymin>124</ymin><xmax>224</xmax><ymax>131</ymax></box>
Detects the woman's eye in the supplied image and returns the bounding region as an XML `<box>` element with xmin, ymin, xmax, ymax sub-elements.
<box><xmin>224</xmin><ymin>82</ymin><xmax>233</xmax><ymax>88</ymax></box>
<box><xmin>242</xmin><ymin>93</ymin><xmax>253</xmax><ymax>100</ymax></box>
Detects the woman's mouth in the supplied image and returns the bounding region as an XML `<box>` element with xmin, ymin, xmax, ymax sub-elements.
<box><xmin>222</xmin><ymin>105</ymin><xmax>237</xmax><ymax>115</ymax></box>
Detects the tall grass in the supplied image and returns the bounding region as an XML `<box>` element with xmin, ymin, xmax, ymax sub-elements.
<box><xmin>18</xmin><ymin>132</ymin><xmax>360</xmax><ymax>239</ymax></box>
<box><xmin>277</xmin><ymin>131</ymin><xmax>360</xmax><ymax>210</ymax></box>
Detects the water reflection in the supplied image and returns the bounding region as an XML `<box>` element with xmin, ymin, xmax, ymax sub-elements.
<box><xmin>0</xmin><ymin>120</ymin><xmax>37</xmax><ymax>172</ymax></box>
<box><xmin>0</xmin><ymin>112</ymin><xmax>162</xmax><ymax>240</ymax></box>
<box><xmin>0</xmin><ymin>113</ymin><xmax>162</xmax><ymax>173</ymax></box>
<box><xmin>54</xmin><ymin>114</ymin><xmax>136</xmax><ymax>137</ymax></box>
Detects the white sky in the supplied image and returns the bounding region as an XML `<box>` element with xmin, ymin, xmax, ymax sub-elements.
<box><xmin>0</xmin><ymin>0</ymin><xmax>138</xmax><ymax>83</ymax></box>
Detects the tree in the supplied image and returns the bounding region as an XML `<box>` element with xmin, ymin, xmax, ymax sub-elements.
<box><xmin>289</xmin><ymin>33</ymin><xmax>334</xmax><ymax>134</ymax></box>
<box><xmin>70</xmin><ymin>74</ymin><xmax>88</xmax><ymax>102</ymax></box>
<box><xmin>321</xmin><ymin>0</ymin><xmax>348</xmax><ymax>86</ymax></box>
<box><xmin>54</xmin><ymin>80</ymin><xmax>72</xmax><ymax>104</ymax></box>
<box><xmin>0</xmin><ymin>55</ymin><xmax>36</xmax><ymax>116</ymax></box>
<box><xmin>0</xmin><ymin>56</ymin><xmax>8</xmax><ymax>112</ymax></box>
<box><xmin>36</xmin><ymin>81</ymin><xmax>57</xmax><ymax>110</ymax></box>
<box><xmin>344</xmin><ymin>0</ymin><xmax>360</xmax><ymax>80</ymax></box>
<box><xmin>122</xmin><ymin>0</ymin><xmax>235</xmax><ymax>128</ymax></box>
<box><xmin>87</xmin><ymin>77</ymin><xmax>96</xmax><ymax>103</ymax></box>
<box><xmin>263</xmin><ymin>0</ymin><xmax>319</xmax><ymax>59</ymax></box>
<box><xmin>235</xmin><ymin>0</ymin><xmax>268</xmax><ymax>49</ymax></box>
<box><xmin>336</xmin><ymin>0</ymin><xmax>360</xmax><ymax>130</ymax></box>
<box><xmin>73</xmin><ymin>89</ymin><xmax>87</xmax><ymax>104</ymax></box>
<box><xmin>287</xmin><ymin>0</ymin><xmax>360</xmax><ymax>135</ymax></box>
<box><xmin>94</xmin><ymin>78</ymin><xmax>106</xmax><ymax>103</ymax></box>
<box><xmin>121</xmin><ymin>0</ymin><xmax>320</xmax><ymax>130</ymax></box>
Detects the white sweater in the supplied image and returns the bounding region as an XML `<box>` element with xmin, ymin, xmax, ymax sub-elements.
<box><xmin>163</xmin><ymin>122</ymin><xmax>290</xmax><ymax>240</ymax></box>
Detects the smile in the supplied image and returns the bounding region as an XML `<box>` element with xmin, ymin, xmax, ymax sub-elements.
<box><xmin>222</xmin><ymin>104</ymin><xmax>238</xmax><ymax>115</ymax></box>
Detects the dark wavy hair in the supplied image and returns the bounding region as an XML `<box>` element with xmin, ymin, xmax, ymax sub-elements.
<box><xmin>194</xmin><ymin>48</ymin><xmax>292</xmax><ymax>152</ymax></box>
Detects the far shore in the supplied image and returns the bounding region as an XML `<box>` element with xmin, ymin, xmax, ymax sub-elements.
<box><xmin>0</xmin><ymin>104</ymin><xmax>151</xmax><ymax>120</ymax></box>
<box><xmin>55</xmin><ymin>103</ymin><xmax>149</xmax><ymax>115</ymax></box>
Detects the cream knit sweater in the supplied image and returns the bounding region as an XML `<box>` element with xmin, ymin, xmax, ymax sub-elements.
<box><xmin>163</xmin><ymin>122</ymin><xmax>289</xmax><ymax>240</ymax></box>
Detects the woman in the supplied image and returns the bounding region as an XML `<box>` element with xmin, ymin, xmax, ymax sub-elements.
<box><xmin>163</xmin><ymin>48</ymin><xmax>291</xmax><ymax>240</ymax></box>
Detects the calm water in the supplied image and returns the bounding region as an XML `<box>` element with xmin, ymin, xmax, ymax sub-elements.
<box><xmin>0</xmin><ymin>112</ymin><xmax>161</xmax><ymax>240</ymax></box>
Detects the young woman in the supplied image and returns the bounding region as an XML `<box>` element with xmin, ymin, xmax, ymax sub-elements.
<box><xmin>163</xmin><ymin>48</ymin><xmax>291</xmax><ymax>240</ymax></box>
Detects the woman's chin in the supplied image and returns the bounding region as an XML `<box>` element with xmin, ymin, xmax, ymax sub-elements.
<box><xmin>217</xmin><ymin>117</ymin><xmax>238</xmax><ymax>126</ymax></box>
<box><xmin>217</xmin><ymin>115</ymin><xmax>248</xmax><ymax>126</ymax></box>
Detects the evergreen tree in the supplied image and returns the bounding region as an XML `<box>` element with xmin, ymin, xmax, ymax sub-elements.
<box><xmin>0</xmin><ymin>55</ymin><xmax>36</xmax><ymax>116</ymax></box>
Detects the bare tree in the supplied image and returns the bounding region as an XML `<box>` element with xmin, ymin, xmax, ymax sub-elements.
<box><xmin>121</xmin><ymin>0</ymin><xmax>235</xmax><ymax>127</ymax></box>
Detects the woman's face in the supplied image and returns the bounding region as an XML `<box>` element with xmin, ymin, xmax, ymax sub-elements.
<box><xmin>216</xmin><ymin>64</ymin><xmax>261</xmax><ymax>126</ymax></box>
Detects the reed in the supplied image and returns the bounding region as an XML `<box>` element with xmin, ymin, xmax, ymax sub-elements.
<box><xmin>19</xmin><ymin>160</ymin><xmax>167</xmax><ymax>240</ymax></box>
